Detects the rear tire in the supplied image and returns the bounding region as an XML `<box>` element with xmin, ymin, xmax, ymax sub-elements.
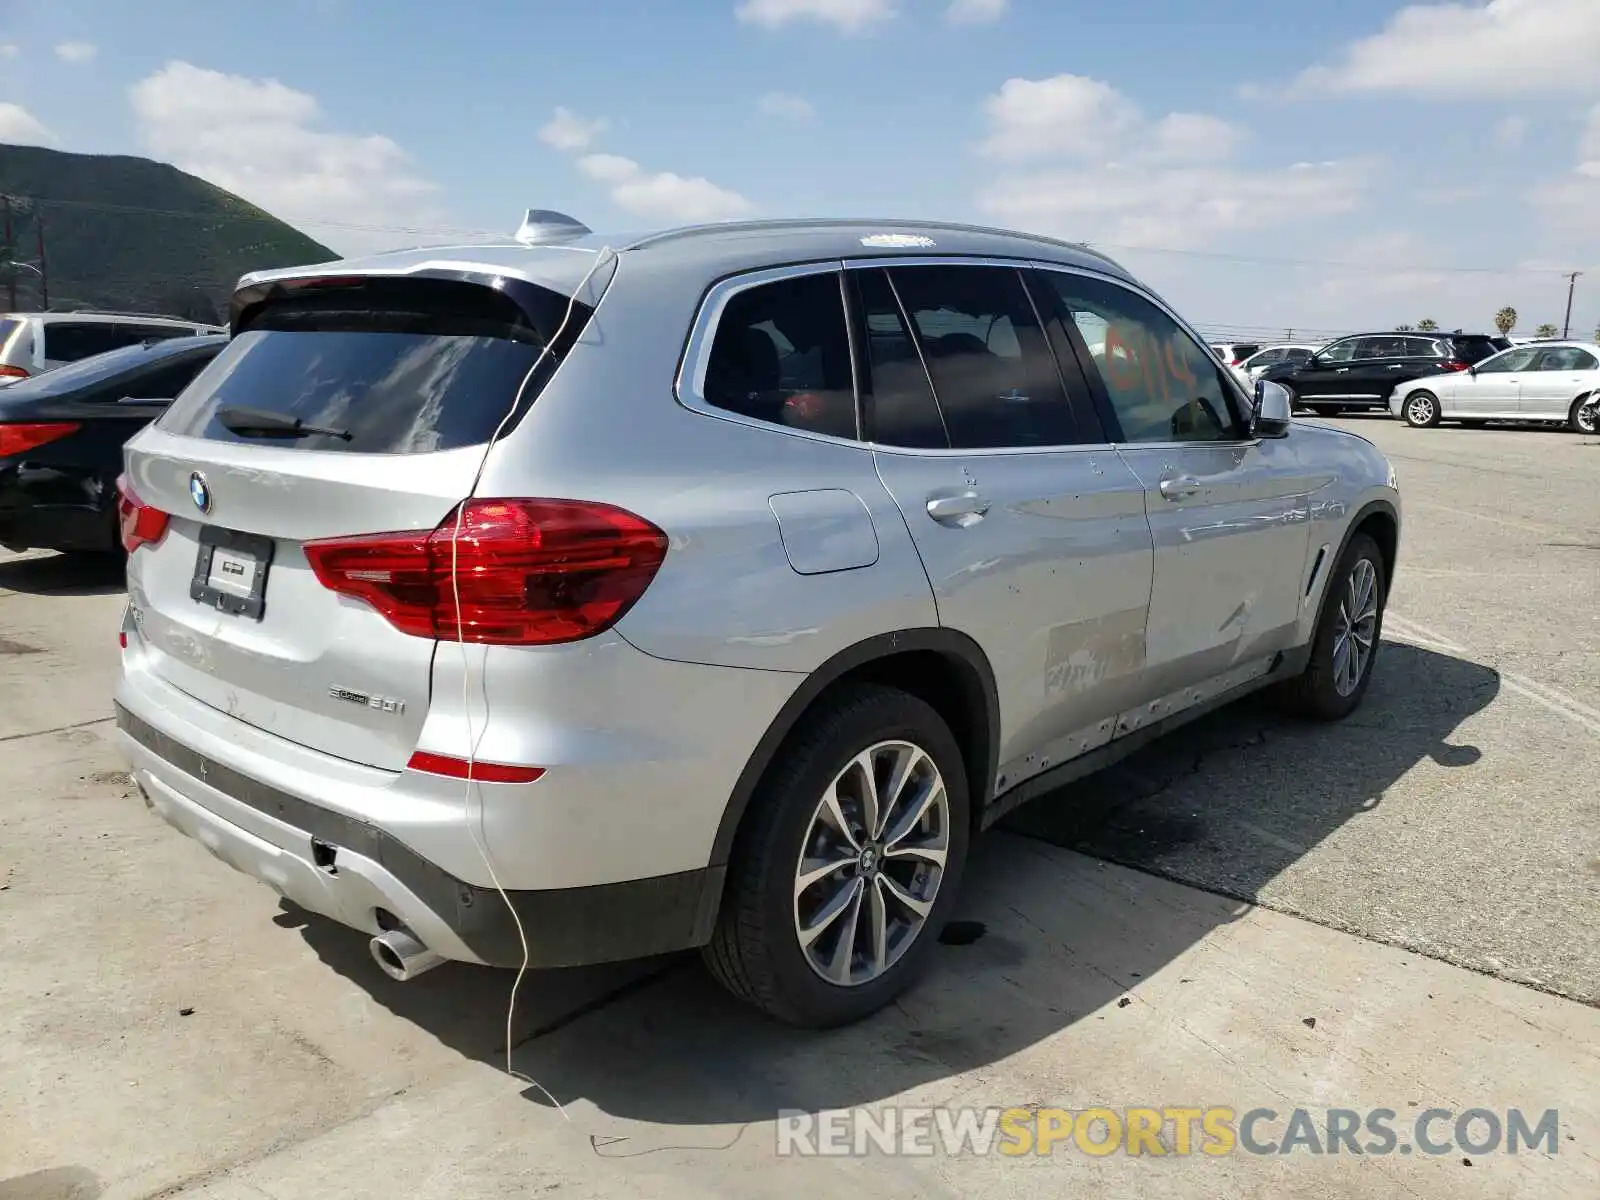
<box><xmin>1402</xmin><ymin>391</ymin><xmax>1441</xmax><ymax>428</ymax></box>
<box><xmin>1570</xmin><ymin>395</ymin><xmax>1598</xmax><ymax>434</ymax></box>
<box><xmin>703</xmin><ymin>684</ymin><xmax>971</xmax><ymax>1028</ymax></box>
<box><xmin>1268</xmin><ymin>532</ymin><xmax>1386</xmax><ymax>722</ymax></box>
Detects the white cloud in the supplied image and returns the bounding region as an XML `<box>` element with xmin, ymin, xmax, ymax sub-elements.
<box><xmin>1579</xmin><ymin>103</ymin><xmax>1600</xmax><ymax>172</ymax></box>
<box><xmin>758</xmin><ymin>91</ymin><xmax>816</xmax><ymax>121</ymax></box>
<box><xmin>1150</xmin><ymin>112</ymin><xmax>1246</xmax><ymax>162</ymax></box>
<box><xmin>0</xmin><ymin>45</ymin><xmax>19</xmax><ymax>59</ymax></box>
<box><xmin>538</xmin><ymin>106</ymin><xmax>607</xmax><ymax>152</ymax></box>
<box><xmin>980</xmin><ymin>160</ymin><xmax>1369</xmax><ymax>250</ymax></box>
<box><xmin>129</xmin><ymin>61</ymin><xmax>440</xmax><ymax>256</ymax></box>
<box><xmin>979</xmin><ymin>74</ymin><xmax>1139</xmax><ymax>161</ymax></box>
<box><xmin>946</xmin><ymin>0</ymin><xmax>1006</xmax><ymax>24</ymax></box>
<box><xmin>735</xmin><ymin>0</ymin><xmax>897</xmax><ymax>34</ymax></box>
<box><xmin>1294</xmin><ymin>0</ymin><xmax>1600</xmax><ymax>98</ymax></box>
<box><xmin>0</xmin><ymin>102</ymin><xmax>56</xmax><ymax>147</ymax></box>
<box><xmin>976</xmin><ymin>73</ymin><xmax>1358</xmax><ymax>249</ymax></box>
<box><xmin>53</xmin><ymin>41</ymin><xmax>97</xmax><ymax>64</ymax></box>
<box><xmin>1492</xmin><ymin>115</ymin><xmax>1529</xmax><ymax>147</ymax></box>
<box><xmin>979</xmin><ymin>74</ymin><xmax>1248</xmax><ymax>166</ymax></box>
<box><xmin>576</xmin><ymin>153</ymin><xmax>755</xmax><ymax>222</ymax></box>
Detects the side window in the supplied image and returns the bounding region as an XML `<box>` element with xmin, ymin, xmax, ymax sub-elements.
<box><xmin>1535</xmin><ymin>347</ymin><xmax>1596</xmax><ymax>371</ymax></box>
<box><xmin>701</xmin><ymin>271</ymin><xmax>857</xmax><ymax>440</ymax></box>
<box><xmin>120</xmin><ymin>324</ymin><xmax>189</xmax><ymax>345</ymax></box>
<box><xmin>128</xmin><ymin>356</ymin><xmax>214</xmax><ymax>400</ymax></box>
<box><xmin>41</xmin><ymin>323</ymin><xmax>126</xmax><ymax>363</ymax></box>
<box><xmin>849</xmin><ymin>268</ymin><xmax>949</xmax><ymax>448</ymax></box>
<box><xmin>1044</xmin><ymin>271</ymin><xmax>1243</xmax><ymax>443</ymax></box>
<box><xmin>883</xmin><ymin>265</ymin><xmax>1079</xmax><ymax>449</ymax></box>
<box><xmin>1476</xmin><ymin>348</ymin><xmax>1537</xmax><ymax>374</ymax></box>
<box><xmin>1405</xmin><ymin>337</ymin><xmax>1442</xmax><ymax>358</ymax></box>
<box><xmin>1285</xmin><ymin>348</ymin><xmax>1314</xmax><ymax>364</ymax></box>
<box><xmin>1319</xmin><ymin>340</ymin><xmax>1357</xmax><ymax>363</ymax></box>
<box><xmin>1356</xmin><ymin>337</ymin><xmax>1399</xmax><ymax>359</ymax></box>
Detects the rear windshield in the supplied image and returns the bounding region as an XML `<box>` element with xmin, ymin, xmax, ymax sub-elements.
<box><xmin>159</xmin><ymin>277</ymin><xmax>593</xmax><ymax>454</ymax></box>
<box><xmin>1451</xmin><ymin>336</ymin><xmax>1503</xmax><ymax>362</ymax></box>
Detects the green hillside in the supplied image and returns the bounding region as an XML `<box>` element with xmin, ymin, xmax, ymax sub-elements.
<box><xmin>0</xmin><ymin>144</ymin><xmax>338</xmax><ymax>324</ymax></box>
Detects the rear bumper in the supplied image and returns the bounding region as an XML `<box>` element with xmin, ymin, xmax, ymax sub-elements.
<box><xmin>116</xmin><ymin>702</ymin><xmax>724</xmax><ymax>967</ymax></box>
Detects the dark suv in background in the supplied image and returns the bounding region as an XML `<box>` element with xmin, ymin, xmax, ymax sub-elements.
<box><xmin>1259</xmin><ymin>331</ymin><xmax>1509</xmax><ymax>415</ymax></box>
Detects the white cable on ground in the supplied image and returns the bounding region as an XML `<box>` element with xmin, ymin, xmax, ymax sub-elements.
<box><xmin>449</xmin><ymin>244</ymin><xmax>619</xmax><ymax>1112</ymax></box>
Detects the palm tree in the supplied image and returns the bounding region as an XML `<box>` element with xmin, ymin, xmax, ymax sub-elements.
<box><xmin>1535</xmin><ymin>322</ymin><xmax>1559</xmax><ymax>339</ymax></box>
<box><xmin>1395</xmin><ymin>323</ymin><xmax>1414</xmax><ymax>331</ymax></box>
<box><xmin>1495</xmin><ymin>306</ymin><xmax>1517</xmax><ymax>336</ymax></box>
<box><xmin>1416</xmin><ymin>318</ymin><xmax>1439</xmax><ymax>332</ymax></box>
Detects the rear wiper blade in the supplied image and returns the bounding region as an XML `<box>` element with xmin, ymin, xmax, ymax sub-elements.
<box><xmin>216</xmin><ymin>405</ymin><xmax>352</xmax><ymax>441</ymax></box>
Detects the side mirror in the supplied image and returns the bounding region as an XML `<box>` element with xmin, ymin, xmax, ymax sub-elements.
<box><xmin>1252</xmin><ymin>380</ymin><xmax>1292</xmax><ymax>438</ymax></box>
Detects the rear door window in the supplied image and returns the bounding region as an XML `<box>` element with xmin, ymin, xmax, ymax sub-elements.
<box><xmin>160</xmin><ymin>278</ymin><xmax>593</xmax><ymax>454</ymax></box>
<box><xmin>700</xmin><ymin>270</ymin><xmax>857</xmax><ymax>440</ymax></box>
<box><xmin>1533</xmin><ymin>347</ymin><xmax>1598</xmax><ymax>371</ymax></box>
<box><xmin>42</xmin><ymin>322</ymin><xmax>127</xmax><ymax>363</ymax></box>
<box><xmin>879</xmin><ymin>264</ymin><xmax>1081</xmax><ymax>449</ymax></box>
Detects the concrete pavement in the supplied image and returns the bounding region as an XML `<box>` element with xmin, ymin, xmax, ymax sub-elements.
<box><xmin>2</xmin><ymin>418</ymin><xmax>1597</xmax><ymax>1198</ymax></box>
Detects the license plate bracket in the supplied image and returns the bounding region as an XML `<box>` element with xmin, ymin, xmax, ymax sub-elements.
<box><xmin>189</xmin><ymin>526</ymin><xmax>275</xmax><ymax>620</ymax></box>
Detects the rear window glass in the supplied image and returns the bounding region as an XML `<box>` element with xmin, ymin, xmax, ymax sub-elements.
<box><xmin>160</xmin><ymin>278</ymin><xmax>591</xmax><ymax>454</ymax></box>
<box><xmin>1451</xmin><ymin>337</ymin><xmax>1502</xmax><ymax>362</ymax></box>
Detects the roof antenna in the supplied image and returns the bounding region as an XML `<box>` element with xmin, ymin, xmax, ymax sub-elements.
<box><xmin>513</xmin><ymin>209</ymin><xmax>592</xmax><ymax>246</ymax></box>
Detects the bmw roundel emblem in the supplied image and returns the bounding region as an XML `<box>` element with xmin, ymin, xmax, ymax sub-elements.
<box><xmin>189</xmin><ymin>472</ymin><xmax>212</xmax><ymax>514</ymax></box>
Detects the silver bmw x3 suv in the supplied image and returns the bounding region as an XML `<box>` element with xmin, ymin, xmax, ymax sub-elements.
<box><xmin>114</xmin><ymin>215</ymin><xmax>1400</xmax><ymax>1028</ymax></box>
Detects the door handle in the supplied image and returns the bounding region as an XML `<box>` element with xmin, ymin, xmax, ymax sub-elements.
<box><xmin>1335</xmin><ymin>367</ymin><xmax>1350</xmax><ymax>373</ymax></box>
<box><xmin>925</xmin><ymin>490</ymin><xmax>989</xmax><ymax>525</ymax></box>
<box><xmin>1158</xmin><ymin>474</ymin><xmax>1201</xmax><ymax>502</ymax></box>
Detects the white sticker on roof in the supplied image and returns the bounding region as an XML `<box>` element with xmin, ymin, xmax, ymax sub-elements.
<box><xmin>859</xmin><ymin>233</ymin><xmax>937</xmax><ymax>248</ymax></box>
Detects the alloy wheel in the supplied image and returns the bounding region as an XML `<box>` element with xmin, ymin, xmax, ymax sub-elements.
<box><xmin>1406</xmin><ymin>395</ymin><xmax>1436</xmax><ymax>426</ymax></box>
<box><xmin>1331</xmin><ymin>558</ymin><xmax>1379</xmax><ymax>697</ymax></box>
<box><xmin>793</xmin><ymin>740</ymin><xmax>950</xmax><ymax>987</ymax></box>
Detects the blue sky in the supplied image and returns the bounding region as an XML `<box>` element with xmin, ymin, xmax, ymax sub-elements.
<box><xmin>2</xmin><ymin>0</ymin><xmax>1599</xmax><ymax>340</ymax></box>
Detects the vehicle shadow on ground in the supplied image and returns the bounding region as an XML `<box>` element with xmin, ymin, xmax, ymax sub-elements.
<box><xmin>0</xmin><ymin>552</ymin><xmax>125</xmax><ymax>597</ymax></box>
<box><xmin>288</xmin><ymin>640</ymin><xmax>1498</xmax><ymax>1135</ymax></box>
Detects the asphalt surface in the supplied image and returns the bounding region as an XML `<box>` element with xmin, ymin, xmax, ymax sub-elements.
<box><xmin>2</xmin><ymin>415</ymin><xmax>1597</xmax><ymax>1198</ymax></box>
<box><xmin>1008</xmin><ymin>415</ymin><xmax>1600</xmax><ymax>1003</ymax></box>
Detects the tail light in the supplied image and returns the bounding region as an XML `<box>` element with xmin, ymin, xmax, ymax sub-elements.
<box><xmin>1441</xmin><ymin>360</ymin><xmax>1470</xmax><ymax>372</ymax></box>
<box><xmin>0</xmin><ymin>365</ymin><xmax>30</xmax><ymax>381</ymax></box>
<box><xmin>115</xmin><ymin>473</ymin><xmax>170</xmax><ymax>554</ymax></box>
<box><xmin>0</xmin><ymin>421</ymin><xmax>78</xmax><ymax>456</ymax></box>
<box><xmin>304</xmin><ymin>498</ymin><xmax>669</xmax><ymax>646</ymax></box>
<box><xmin>406</xmin><ymin>750</ymin><xmax>545</xmax><ymax>784</ymax></box>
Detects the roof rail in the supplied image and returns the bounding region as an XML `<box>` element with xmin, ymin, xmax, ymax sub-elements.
<box><xmin>58</xmin><ymin>308</ymin><xmax>200</xmax><ymax>322</ymax></box>
<box><xmin>621</xmin><ymin>217</ymin><xmax>1128</xmax><ymax>267</ymax></box>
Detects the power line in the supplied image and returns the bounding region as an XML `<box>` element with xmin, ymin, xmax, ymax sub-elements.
<box><xmin>1085</xmin><ymin>240</ymin><xmax>1586</xmax><ymax>278</ymax></box>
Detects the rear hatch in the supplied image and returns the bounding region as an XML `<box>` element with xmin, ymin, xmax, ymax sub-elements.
<box><xmin>121</xmin><ymin>272</ymin><xmax>600</xmax><ymax>770</ymax></box>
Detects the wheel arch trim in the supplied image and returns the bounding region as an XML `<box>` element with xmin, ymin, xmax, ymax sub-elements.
<box><xmin>707</xmin><ymin>628</ymin><xmax>1001</xmax><ymax>869</ymax></box>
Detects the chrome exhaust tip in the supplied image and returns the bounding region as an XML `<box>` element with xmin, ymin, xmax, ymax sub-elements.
<box><xmin>369</xmin><ymin>928</ymin><xmax>445</xmax><ymax>982</ymax></box>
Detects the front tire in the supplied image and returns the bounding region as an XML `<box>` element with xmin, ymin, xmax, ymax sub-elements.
<box><xmin>1403</xmin><ymin>390</ymin><xmax>1441</xmax><ymax>427</ymax></box>
<box><xmin>1269</xmin><ymin>532</ymin><xmax>1386</xmax><ymax>722</ymax></box>
<box><xmin>704</xmin><ymin>684</ymin><xmax>971</xmax><ymax>1028</ymax></box>
<box><xmin>1570</xmin><ymin>395</ymin><xmax>1598</xmax><ymax>434</ymax></box>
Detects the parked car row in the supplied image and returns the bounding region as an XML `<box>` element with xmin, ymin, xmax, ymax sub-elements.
<box><xmin>1205</xmin><ymin>329</ymin><xmax>1596</xmax><ymax>433</ymax></box>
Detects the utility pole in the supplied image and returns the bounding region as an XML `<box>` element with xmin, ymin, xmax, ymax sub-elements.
<box><xmin>3</xmin><ymin>196</ymin><xmax>14</xmax><ymax>311</ymax></box>
<box><xmin>36</xmin><ymin>211</ymin><xmax>48</xmax><ymax>311</ymax></box>
<box><xmin>1563</xmin><ymin>271</ymin><xmax>1581</xmax><ymax>339</ymax></box>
